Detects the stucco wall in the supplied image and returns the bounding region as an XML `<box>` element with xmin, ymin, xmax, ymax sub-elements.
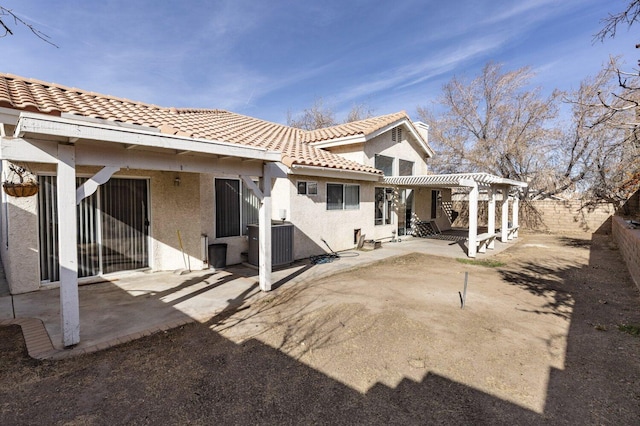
<box><xmin>1</xmin><ymin>180</ymin><xmax>41</xmax><ymax>294</ymax></box>
<box><xmin>1</xmin><ymin>164</ymin><xmax>205</xmax><ymax>294</ymax></box>
<box><xmin>364</xmin><ymin>131</ymin><xmax>429</xmax><ymax>175</ymax></box>
<box><xmin>323</xmin><ymin>127</ymin><xmax>429</xmax><ymax>176</ymax></box>
<box><xmin>324</xmin><ymin>143</ymin><xmax>366</xmax><ymax>165</ymax></box>
<box><xmin>149</xmin><ymin>171</ymin><xmax>204</xmax><ymax>272</ymax></box>
<box><xmin>283</xmin><ymin>176</ymin><xmax>385</xmax><ymax>258</ymax></box>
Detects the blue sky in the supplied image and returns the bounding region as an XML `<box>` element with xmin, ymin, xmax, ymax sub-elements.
<box><xmin>1</xmin><ymin>0</ymin><xmax>638</xmax><ymax>124</ymax></box>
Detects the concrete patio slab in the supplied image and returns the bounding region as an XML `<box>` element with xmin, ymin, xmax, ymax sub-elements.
<box><xmin>3</xmin><ymin>233</ymin><xmax>516</xmax><ymax>359</ymax></box>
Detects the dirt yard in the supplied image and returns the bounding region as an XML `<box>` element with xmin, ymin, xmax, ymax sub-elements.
<box><xmin>1</xmin><ymin>233</ymin><xmax>639</xmax><ymax>424</ymax></box>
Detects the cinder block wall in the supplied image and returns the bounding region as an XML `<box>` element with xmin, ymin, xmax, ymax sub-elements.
<box><xmin>612</xmin><ymin>216</ymin><xmax>640</xmax><ymax>291</ymax></box>
<box><xmin>452</xmin><ymin>200</ymin><xmax>618</xmax><ymax>234</ymax></box>
<box><xmin>524</xmin><ymin>200</ymin><xmax>616</xmax><ymax>234</ymax></box>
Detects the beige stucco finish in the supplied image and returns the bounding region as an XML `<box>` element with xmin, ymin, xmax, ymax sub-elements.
<box><xmin>0</xmin><ymin>165</ymin><xmax>41</xmax><ymax>294</ymax></box>
<box><xmin>1</xmin><ymin>164</ymin><xmax>205</xmax><ymax>294</ymax></box>
<box><xmin>271</xmin><ymin>126</ymin><xmax>433</xmax><ymax>259</ymax></box>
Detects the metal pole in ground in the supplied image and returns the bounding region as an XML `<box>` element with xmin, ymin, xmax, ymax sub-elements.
<box><xmin>459</xmin><ymin>272</ymin><xmax>469</xmax><ymax>309</ymax></box>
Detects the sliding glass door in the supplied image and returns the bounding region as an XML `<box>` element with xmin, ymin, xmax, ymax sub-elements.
<box><xmin>38</xmin><ymin>176</ymin><xmax>149</xmax><ymax>282</ymax></box>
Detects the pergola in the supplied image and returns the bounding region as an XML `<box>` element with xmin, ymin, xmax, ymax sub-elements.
<box><xmin>384</xmin><ymin>173</ymin><xmax>528</xmax><ymax>257</ymax></box>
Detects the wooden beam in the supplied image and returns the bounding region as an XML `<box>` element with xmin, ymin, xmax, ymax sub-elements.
<box><xmin>1</xmin><ymin>137</ymin><xmax>274</xmax><ymax>177</ymax></box>
<box><xmin>57</xmin><ymin>144</ymin><xmax>80</xmax><ymax>347</ymax></box>
<box><xmin>241</xmin><ymin>175</ymin><xmax>263</xmax><ymax>201</ymax></box>
<box><xmin>76</xmin><ymin>166</ymin><xmax>120</xmax><ymax>204</ymax></box>
<box><xmin>1</xmin><ymin>137</ymin><xmax>58</xmax><ymax>163</ymax></box>
<box><xmin>74</xmin><ymin>143</ymin><xmax>266</xmax><ymax>176</ymax></box>
<box><xmin>15</xmin><ymin>113</ymin><xmax>281</xmax><ymax>162</ymax></box>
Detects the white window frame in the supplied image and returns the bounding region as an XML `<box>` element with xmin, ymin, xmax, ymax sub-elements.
<box><xmin>297</xmin><ymin>180</ymin><xmax>318</xmax><ymax>195</ymax></box>
<box><xmin>399</xmin><ymin>159</ymin><xmax>414</xmax><ymax>176</ymax></box>
<box><xmin>375</xmin><ymin>187</ymin><xmax>394</xmax><ymax>226</ymax></box>
<box><xmin>215</xmin><ymin>178</ymin><xmax>259</xmax><ymax>238</ymax></box>
<box><xmin>375</xmin><ymin>154</ymin><xmax>394</xmax><ymax>176</ymax></box>
<box><xmin>326</xmin><ymin>183</ymin><xmax>360</xmax><ymax>211</ymax></box>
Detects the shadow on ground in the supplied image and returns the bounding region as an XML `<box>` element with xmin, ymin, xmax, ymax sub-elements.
<box><xmin>1</xmin><ymin>233</ymin><xmax>639</xmax><ymax>424</ymax></box>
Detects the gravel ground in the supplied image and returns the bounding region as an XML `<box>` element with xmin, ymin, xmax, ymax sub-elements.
<box><xmin>1</xmin><ymin>233</ymin><xmax>639</xmax><ymax>425</ymax></box>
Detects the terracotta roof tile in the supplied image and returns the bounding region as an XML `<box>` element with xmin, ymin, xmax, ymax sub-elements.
<box><xmin>301</xmin><ymin>111</ymin><xmax>409</xmax><ymax>143</ymax></box>
<box><xmin>0</xmin><ymin>73</ymin><xmax>384</xmax><ymax>175</ymax></box>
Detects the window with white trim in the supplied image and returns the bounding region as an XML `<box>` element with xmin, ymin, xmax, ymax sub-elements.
<box><xmin>215</xmin><ymin>178</ymin><xmax>260</xmax><ymax>237</ymax></box>
<box><xmin>327</xmin><ymin>183</ymin><xmax>360</xmax><ymax>210</ymax></box>
<box><xmin>399</xmin><ymin>159</ymin><xmax>414</xmax><ymax>176</ymax></box>
<box><xmin>375</xmin><ymin>154</ymin><xmax>394</xmax><ymax>176</ymax></box>
<box><xmin>297</xmin><ymin>180</ymin><xmax>318</xmax><ymax>195</ymax></box>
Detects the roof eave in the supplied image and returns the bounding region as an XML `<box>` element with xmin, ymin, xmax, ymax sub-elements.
<box><xmin>13</xmin><ymin>112</ymin><xmax>281</xmax><ymax>162</ymax></box>
<box><xmin>307</xmin><ymin>134</ymin><xmax>366</xmax><ymax>149</ymax></box>
<box><xmin>289</xmin><ymin>164</ymin><xmax>382</xmax><ymax>182</ymax></box>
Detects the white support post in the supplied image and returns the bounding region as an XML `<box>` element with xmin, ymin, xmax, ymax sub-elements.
<box><xmin>512</xmin><ymin>195</ymin><xmax>519</xmax><ymax>239</ymax></box>
<box><xmin>487</xmin><ymin>186</ymin><xmax>496</xmax><ymax>249</ymax></box>
<box><xmin>467</xmin><ymin>182</ymin><xmax>479</xmax><ymax>258</ymax></box>
<box><xmin>258</xmin><ymin>164</ymin><xmax>273</xmax><ymax>292</ymax></box>
<box><xmin>57</xmin><ymin>143</ymin><xmax>80</xmax><ymax>347</ymax></box>
<box><xmin>501</xmin><ymin>186</ymin><xmax>509</xmax><ymax>243</ymax></box>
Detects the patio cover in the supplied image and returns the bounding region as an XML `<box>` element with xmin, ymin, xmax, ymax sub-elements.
<box><xmin>2</xmin><ymin>111</ymin><xmax>283</xmax><ymax>347</ymax></box>
<box><xmin>383</xmin><ymin>173</ymin><xmax>528</xmax><ymax>258</ymax></box>
<box><xmin>384</xmin><ymin>172</ymin><xmax>528</xmax><ymax>189</ymax></box>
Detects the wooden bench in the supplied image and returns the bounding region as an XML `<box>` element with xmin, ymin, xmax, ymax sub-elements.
<box><xmin>476</xmin><ymin>232</ymin><xmax>499</xmax><ymax>253</ymax></box>
<box><xmin>507</xmin><ymin>226</ymin><xmax>520</xmax><ymax>240</ymax></box>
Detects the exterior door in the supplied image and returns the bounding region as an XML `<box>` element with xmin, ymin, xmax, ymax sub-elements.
<box><xmin>38</xmin><ymin>176</ymin><xmax>149</xmax><ymax>282</ymax></box>
<box><xmin>397</xmin><ymin>189</ymin><xmax>414</xmax><ymax>236</ymax></box>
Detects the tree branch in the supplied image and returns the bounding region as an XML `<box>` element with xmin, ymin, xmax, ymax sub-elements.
<box><xmin>0</xmin><ymin>6</ymin><xmax>58</xmax><ymax>47</ymax></box>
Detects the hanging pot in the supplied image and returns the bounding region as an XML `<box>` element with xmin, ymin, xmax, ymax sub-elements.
<box><xmin>2</xmin><ymin>181</ymin><xmax>39</xmax><ymax>197</ymax></box>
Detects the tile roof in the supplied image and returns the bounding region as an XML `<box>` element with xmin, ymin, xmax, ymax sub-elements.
<box><xmin>302</xmin><ymin>111</ymin><xmax>409</xmax><ymax>143</ymax></box>
<box><xmin>0</xmin><ymin>73</ymin><xmax>418</xmax><ymax>175</ymax></box>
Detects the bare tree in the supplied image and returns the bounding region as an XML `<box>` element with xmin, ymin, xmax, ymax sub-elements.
<box><xmin>287</xmin><ymin>98</ymin><xmax>337</xmax><ymax>130</ymax></box>
<box><xmin>0</xmin><ymin>6</ymin><xmax>57</xmax><ymax>47</ymax></box>
<box><xmin>421</xmin><ymin>61</ymin><xmax>639</xmax><ymax>206</ymax></box>
<box><xmin>287</xmin><ymin>98</ymin><xmax>375</xmax><ymax>130</ymax></box>
<box><xmin>565</xmin><ymin>62</ymin><xmax>640</xmax><ymax>206</ymax></box>
<box><xmin>345</xmin><ymin>102</ymin><xmax>375</xmax><ymax>123</ymax></box>
<box><xmin>594</xmin><ymin>0</ymin><xmax>640</xmax><ymax>43</ymax></box>
<box><xmin>587</xmin><ymin>1</ymin><xmax>640</xmax><ymax>205</ymax></box>
<box><xmin>417</xmin><ymin>62</ymin><xmax>559</xmax><ymax>198</ymax></box>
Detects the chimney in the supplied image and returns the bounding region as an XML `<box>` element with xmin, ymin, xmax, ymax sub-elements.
<box><xmin>414</xmin><ymin>121</ymin><xmax>429</xmax><ymax>145</ymax></box>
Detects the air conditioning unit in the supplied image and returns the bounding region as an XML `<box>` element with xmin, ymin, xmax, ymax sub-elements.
<box><xmin>247</xmin><ymin>222</ymin><xmax>294</xmax><ymax>267</ymax></box>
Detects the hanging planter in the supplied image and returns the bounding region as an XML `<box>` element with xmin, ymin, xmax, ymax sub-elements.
<box><xmin>2</xmin><ymin>164</ymin><xmax>39</xmax><ymax>197</ymax></box>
